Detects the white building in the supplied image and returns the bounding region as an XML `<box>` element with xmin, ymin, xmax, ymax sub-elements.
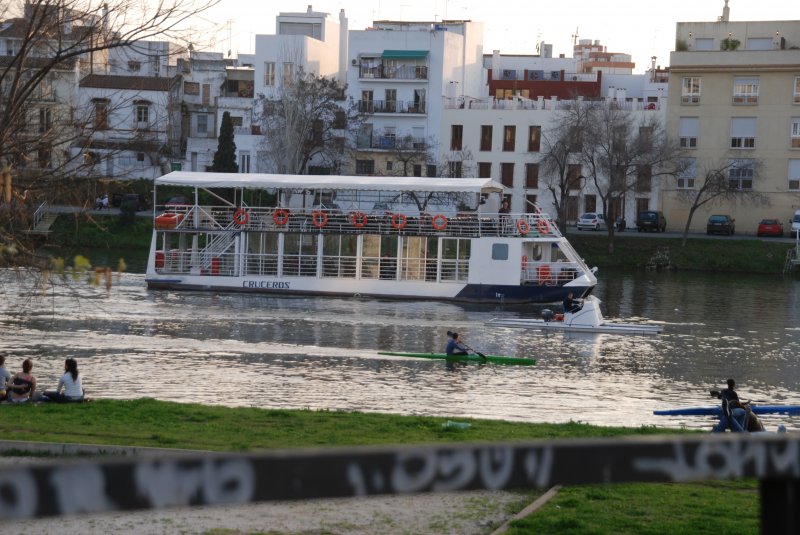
<box><xmin>346</xmin><ymin>19</ymin><xmax>485</xmax><ymax>175</ymax></box>
<box><xmin>106</xmin><ymin>40</ymin><xmax>187</xmax><ymax>78</ymax></box>
<box><xmin>73</xmin><ymin>74</ymin><xmax>179</xmax><ymax>180</ymax></box>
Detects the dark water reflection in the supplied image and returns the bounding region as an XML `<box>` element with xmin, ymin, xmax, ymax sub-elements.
<box><xmin>2</xmin><ymin>266</ymin><xmax>800</xmax><ymax>432</ymax></box>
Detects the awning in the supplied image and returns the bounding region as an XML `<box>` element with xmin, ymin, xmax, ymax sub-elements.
<box><xmin>381</xmin><ymin>50</ymin><xmax>428</xmax><ymax>60</ymax></box>
<box><xmin>155</xmin><ymin>172</ymin><xmax>504</xmax><ymax>194</ymax></box>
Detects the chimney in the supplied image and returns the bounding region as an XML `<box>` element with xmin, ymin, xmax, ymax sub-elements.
<box><xmin>721</xmin><ymin>0</ymin><xmax>730</xmax><ymax>22</ymax></box>
<box><xmin>308</xmin><ymin>5</ymin><xmax>313</xmax><ymax>13</ymax></box>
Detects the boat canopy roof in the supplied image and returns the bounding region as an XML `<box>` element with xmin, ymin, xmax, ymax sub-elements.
<box><xmin>155</xmin><ymin>172</ymin><xmax>505</xmax><ymax>194</ymax></box>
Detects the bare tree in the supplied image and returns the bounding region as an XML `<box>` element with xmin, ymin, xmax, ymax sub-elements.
<box><xmin>255</xmin><ymin>68</ymin><xmax>361</xmax><ymax>176</ymax></box>
<box><xmin>539</xmin><ymin>101</ymin><xmax>592</xmax><ymax>231</ymax></box>
<box><xmin>385</xmin><ymin>135</ymin><xmax>435</xmax><ymax>177</ymax></box>
<box><xmin>578</xmin><ymin>105</ymin><xmax>681</xmax><ymax>253</ymax></box>
<box><xmin>0</xmin><ymin>0</ymin><xmax>220</xmax><ymax>267</ymax></box>
<box><xmin>675</xmin><ymin>158</ymin><xmax>767</xmax><ymax>246</ymax></box>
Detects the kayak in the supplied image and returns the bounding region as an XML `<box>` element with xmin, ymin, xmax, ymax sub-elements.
<box><xmin>654</xmin><ymin>405</ymin><xmax>800</xmax><ymax>416</ymax></box>
<box><xmin>377</xmin><ymin>351</ymin><xmax>536</xmax><ymax>366</ymax></box>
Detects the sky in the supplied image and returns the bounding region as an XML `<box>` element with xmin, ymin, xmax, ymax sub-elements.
<box><xmin>196</xmin><ymin>1</ymin><xmax>798</xmax><ymax>73</ymax></box>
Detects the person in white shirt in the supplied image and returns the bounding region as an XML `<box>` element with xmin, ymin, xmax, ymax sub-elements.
<box><xmin>44</xmin><ymin>358</ymin><xmax>84</xmax><ymax>402</ymax></box>
<box><xmin>0</xmin><ymin>354</ymin><xmax>11</xmax><ymax>400</ymax></box>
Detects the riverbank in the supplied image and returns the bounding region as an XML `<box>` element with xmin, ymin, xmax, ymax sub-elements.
<box><xmin>0</xmin><ymin>399</ymin><xmax>757</xmax><ymax>534</ymax></box>
<box><xmin>41</xmin><ymin>213</ymin><xmax>795</xmax><ymax>274</ymax></box>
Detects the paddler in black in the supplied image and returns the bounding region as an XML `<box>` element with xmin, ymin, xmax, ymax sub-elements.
<box><xmin>562</xmin><ymin>292</ymin><xmax>582</xmax><ymax>314</ymax></box>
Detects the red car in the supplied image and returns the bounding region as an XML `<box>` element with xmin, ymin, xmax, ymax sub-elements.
<box><xmin>757</xmin><ymin>218</ymin><xmax>784</xmax><ymax>237</ymax></box>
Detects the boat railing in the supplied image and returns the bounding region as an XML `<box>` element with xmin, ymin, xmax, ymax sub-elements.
<box><xmin>155</xmin><ymin>205</ymin><xmax>563</xmax><ymax>240</ymax></box>
<box><xmin>522</xmin><ymin>261</ymin><xmax>582</xmax><ymax>286</ymax></box>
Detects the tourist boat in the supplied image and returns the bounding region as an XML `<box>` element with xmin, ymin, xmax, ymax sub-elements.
<box><xmin>486</xmin><ymin>296</ymin><xmax>663</xmax><ymax>334</ymax></box>
<box><xmin>145</xmin><ymin>172</ymin><xmax>597</xmax><ymax>303</ymax></box>
<box><xmin>377</xmin><ymin>351</ymin><xmax>536</xmax><ymax>366</ymax></box>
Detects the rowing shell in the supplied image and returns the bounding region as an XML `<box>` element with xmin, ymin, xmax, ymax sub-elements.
<box><xmin>654</xmin><ymin>405</ymin><xmax>800</xmax><ymax>416</ymax></box>
<box><xmin>377</xmin><ymin>351</ymin><xmax>536</xmax><ymax>366</ymax></box>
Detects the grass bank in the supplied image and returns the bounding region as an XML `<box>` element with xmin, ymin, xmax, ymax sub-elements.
<box><xmin>0</xmin><ymin>399</ymin><xmax>757</xmax><ymax>534</ymax></box>
<box><xmin>48</xmin><ymin>212</ymin><xmax>152</xmax><ymax>250</ymax></box>
<box><xmin>569</xmin><ymin>233</ymin><xmax>792</xmax><ymax>274</ymax></box>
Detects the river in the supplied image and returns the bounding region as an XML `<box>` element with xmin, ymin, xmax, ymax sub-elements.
<box><xmin>2</xmin><ymin>260</ymin><xmax>800</xmax><ymax>432</ymax></box>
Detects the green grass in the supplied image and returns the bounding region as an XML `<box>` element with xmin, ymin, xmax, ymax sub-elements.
<box><xmin>48</xmin><ymin>213</ymin><xmax>152</xmax><ymax>250</ymax></box>
<box><xmin>506</xmin><ymin>480</ymin><xmax>758</xmax><ymax>535</ymax></box>
<box><xmin>0</xmin><ymin>398</ymin><xmax>684</xmax><ymax>450</ymax></box>
<box><xmin>569</xmin><ymin>234</ymin><xmax>791</xmax><ymax>273</ymax></box>
<box><xmin>0</xmin><ymin>399</ymin><xmax>758</xmax><ymax>532</ymax></box>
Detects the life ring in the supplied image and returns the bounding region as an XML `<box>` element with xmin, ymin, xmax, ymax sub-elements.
<box><xmin>311</xmin><ymin>210</ymin><xmax>328</xmax><ymax>228</ymax></box>
<box><xmin>537</xmin><ymin>219</ymin><xmax>551</xmax><ymax>235</ymax></box>
<box><xmin>273</xmin><ymin>209</ymin><xmax>290</xmax><ymax>226</ymax></box>
<box><xmin>391</xmin><ymin>213</ymin><xmax>408</xmax><ymax>230</ymax></box>
<box><xmin>431</xmin><ymin>214</ymin><xmax>448</xmax><ymax>231</ymax></box>
<box><xmin>233</xmin><ymin>208</ymin><xmax>249</xmax><ymax>226</ymax></box>
<box><xmin>351</xmin><ymin>211</ymin><xmax>368</xmax><ymax>228</ymax></box>
<box><xmin>516</xmin><ymin>219</ymin><xmax>531</xmax><ymax>236</ymax></box>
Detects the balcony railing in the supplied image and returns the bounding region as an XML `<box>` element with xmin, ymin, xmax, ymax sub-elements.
<box><xmin>359</xmin><ymin>65</ymin><xmax>428</xmax><ymax>80</ymax></box>
<box><xmin>443</xmin><ymin>96</ymin><xmax>663</xmax><ymax>112</ymax></box>
<box><xmin>356</xmin><ymin>135</ymin><xmax>427</xmax><ymax>151</ymax></box>
<box><xmin>358</xmin><ymin>100</ymin><xmax>427</xmax><ymax>114</ymax></box>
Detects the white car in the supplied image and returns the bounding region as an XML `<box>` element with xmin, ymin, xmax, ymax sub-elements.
<box><xmin>576</xmin><ymin>212</ymin><xmax>607</xmax><ymax>231</ymax></box>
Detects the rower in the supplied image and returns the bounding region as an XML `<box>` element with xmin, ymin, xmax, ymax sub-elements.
<box><xmin>563</xmin><ymin>292</ymin><xmax>583</xmax><ymax>314</ymax></box>
<box><xmin>711</xmin><ymin>378</ymin><xmax>747</xmax><ymax>432</ymax></box>
<box><xmin>445</xmin><ymin>331</ymin><xmax>469</xmax><ymax>356</ymax></box>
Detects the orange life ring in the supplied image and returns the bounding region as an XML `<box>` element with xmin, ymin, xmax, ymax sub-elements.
<box><xmin>233</xmin><ymin>208</ymin><xmax>249</xmax><ymax>226</ymax></box>
<box><xmin>537</xmin><ymin>219</ymin><xmax>551</xmax><ymax>235</ymax></box>
<box><xmin>312</xmin><ymin>210</ymin><xmax>328</xmax><ymax>228</ymax></box>
<box><xmin>516</xmin><ymin>219</ymin><xmax>530</xmax><ymax>236</ymax></box>
<box><xmin>273</xmin><ymin>209</ymin><xmax>290</xmax><ymax>226</ymax></box>
<box><xmin>431</xmin><ymin>214</ymin><xmax>448</xmax><ymax>231</ymax></box>
<box><xmin>351</xmin><ymin>212</ymin><xmax>368</xmax><ymax>228</ymax></box>
<box><xmin>391</xmin><ymin>213</ymin><xmax>408</xmax><ymax>230</ymax></box>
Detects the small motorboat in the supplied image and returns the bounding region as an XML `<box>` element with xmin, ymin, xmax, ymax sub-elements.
<box><xmin>486</xmin><ymin>295</ymin><xmax>663</xmax><ymax>335</ymax></box>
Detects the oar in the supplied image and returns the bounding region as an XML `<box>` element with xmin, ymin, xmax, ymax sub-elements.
<box><xmin>461</xmin><ymin>341</ymin><xmax>487</xmax><ymax>362</ymax></box>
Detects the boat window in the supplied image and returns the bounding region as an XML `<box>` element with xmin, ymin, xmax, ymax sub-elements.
<box><xmin>492</xmin><ymin>243</ymin><xmax>509</xmax><ymax>260</ymax></box>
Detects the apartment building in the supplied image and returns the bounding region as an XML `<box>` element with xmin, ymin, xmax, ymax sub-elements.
<box><xmin>663</xmin><ymin>8</ymin><xmax>800</xmax><ymax>232</ymax></box>
<box><xmin>346</xmin><ymin>20</ymin><xmax>484</xmax><ymax>176</ymax></box>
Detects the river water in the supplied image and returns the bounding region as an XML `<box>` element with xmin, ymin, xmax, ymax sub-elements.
<box><xmin>2</xmin><ymin>259</ymin><xmax>800</xmax><ymax>432</ymax></box>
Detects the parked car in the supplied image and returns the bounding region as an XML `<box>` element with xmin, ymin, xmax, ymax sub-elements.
<box><xmin>706</xmin><ymin>214</ymin><xmax>735</xmax><ymax>236</ymax></box>
<box><xmin>165</xmin><ymin>195</ymin><xmax>189</xmax><ymax>207</ymax></box>
<box><xmin>120</xmin><ymin>193</ymin><xmax>149</xmax><ymax>212</ymax></box>
<box><xmin>576</xmin><ymin>212</ymin><xmax>607</xmax><ymax>231</ymax></box>
<box><xmin>791</xmin><ymin>210</ymin><xmax>800</xmax><ymax>237</ymax></box>
<box><xmin>636</xmin><ymin>211</ymin><xmax>666</xmax><ymax>232</ymax></box>
<box><xmin>757</xmin><ymin>218</ymin><xmax>784</xmax><ymax>237</ymax></box>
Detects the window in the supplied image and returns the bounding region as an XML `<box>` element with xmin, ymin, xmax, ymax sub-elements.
<box><xmin>385</xmin><ymin>160</ymin><xmax>393</xmax><ymax>171</ymax></box>
<box><xmin>240</xmin><ymin>151</ymin><xmax>250</xmax><ymax>173</ymax></box>
<box><xmin>525</xmin><ymin>163</ymin><xmax>539</xmax><ymax>188</ymax></box>
<box><xmin>567</xmin><ymin>164</ymin><xmax>583</xmax><ymax>189</ymax></box>
<box><xmin>197</xmin><ymin>114</ymin><xmax>208</xmax><ymax>134</ymax></box>
<box><xmin>135</xmin><ymin>104</ymin><xmax>149</xmax><ymax>126</ymax></box>
<box><xmin>184</xmin><ymin>81</ymin><xmax>200</xmax><ymax>95</ymax></box>
<box><xmin>426</xmin><ymin>164</ymin><xmax>437</xmax><ymax>177</ymax></box>
<box><xmin>528</xmin><ymin>126</ymin><xmax>541</xmax><ymax>152</ymax></box>
<box><xmin>480</xmin><ymin>125</ymin><xmax>492</xmax><ymax>151</ymax></box>
<box><xmin>728</xmin><ymin>159</ymin><xmax>754</xmax><ymax>190</ymax></box>
<box><xmin>730</xmin><ymin>117</ymin><xmax>756</xmax><ymax>149</ymax></box>
<box><xmin>137</xmin><ymin>152</ymin><xmax>145</xmax><ymax>162</ymax></box>
<box><xmin>478</xmin><ymin>162</ymin><xmax>491</xmax><ymax>178</ymax></box>
<box><xmin>503</xmin><ymin>126</ymin><xmax>516</xmax><ymax>151</ymax></box>
<box><xmin>789</xmin><ymin>160</ymin><xmax>800</xmax><ymax>191</ymax></box>
<box><xmin>385</xmin><ymin>89</ymin><xmax>396</xmax><ymax>112</ymax></box>
<box><xmin>681</xmin><ymin>77</ymin><xmax>701</xmax><ymax>105</ymax></box>
<box><xmin>282</xmin><ymin>62</ymin><xmax>294</xmax><ymax>86</ymax></box>
<box><xmin>525</xmin><ymin>194</ymin><xmax>538</xmax><ymax>213</ymax></box>
<box><xmin>360</xmin><ymin>90</ymin><xmax>374</xmax><ymax>113</ymax></box>
<box><xmin>128</xmin><ymin>60</ymin><xmax>141</xmax><ymax>72</ymax></box>
<box><xmin>356</xmin><ymin>159</ymin><xmax>375</xmax><ymax>175</ymax></box>
<box><xmin>795</xmin><ymin>77</ymin><xmax>800</xmax><ymax>104</ymax></box>
<box><xmin>38</xmin><ymin>108</ymin><xmax>52</xmax><ymax>133</ymax></box>
<box><xmin>733</xmin><ymin>77</ymin><xmax>759</xmax><ymax>104</ymax></box>
<box><xmin>93</xmin><ymin>99</ymin><xmax>108</xmax><ymax>130</ymax></box>
<box><xmin>333</xmin><ymin>111</ymin><xmax>346</xmax><ymax>129</ymax></box>
<box><xmin>636</xmin><ymin>165</ymin><xmax>652</xmax><ymax>192</ymax></box>
<box><xmin>450</xmin><ymin>124</ymin><xmax>463</xmax><ymax>150</ymax></box>
<box><xmin>693</xmin><ymin>38</ymin><xmax>714</xmax><ymax>50</ymax></box>
<box><xmin>501</xmin><ymin>163</ymin><xmax>514</xmax><ymax>187</ymax></box>
<box><xmin>679</xmin><ymin>117</ymin><xmax>699</xmax><ymax>148</ymax></box>
<box><xmin>37</xmin><ymin>145</ymin><xmax>51</xmax><ymax>169</ymax></box>
<box><xmin>491</xmin><ymin>243</ymin><xmax>509</xmax><ymax>261</ymax></box>
<box><xmin>230</xmin><ymin>116</ymin><xmax>243</xmax><ymax>127</ymax></box>
<box><xmin>584</xmin><ymin>194</ymin><xmax>597</xmax><ymax>213</ymax></box>
<box><xmin>448</xmin><ymin>161</ymin><xmax>462</xmax><ymax>178</ymax></box>
<box><xmin>413</xmin><ymin>164</ymin><xmax>422</xmax><ymax>177</ymax></box>
<box><xmin>792</xmin><ymin>118</ymin><xmax>800</xmax><ymax>148</ymax></box>
<box><xmin>264</xmin><ymin>62</ymin><xmax>275</xmax><ymax>86</ymax></box>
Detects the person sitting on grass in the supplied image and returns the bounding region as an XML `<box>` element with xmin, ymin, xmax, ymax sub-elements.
<box><xmin>8</xmin><ymin>358</ymin><xmax>36</xmax><ymax>403</ymax></box>
<box><xmin>445</xmin><ymin>331</ymin><xmax>469</xmax><ymax>356</ymax></box>
<box><xmin>44</xmin><ymin>358</ymin><xmax>84</xmax><ymax>403</ymax></box>
<box><xmin>0</xmin><ymin>354</ymin><xmax>11</xmax><ymax>400</ymax></box>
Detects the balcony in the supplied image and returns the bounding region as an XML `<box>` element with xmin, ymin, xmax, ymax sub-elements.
<box><xmin>359</xmin><ymin>64</ymin><xmax>428</xmax><ymax>81</ymax></box>
<box><xmin>356</xmin><ymin>135</ymin><xmax>427</xmax><ymax>151</ymax></box>
<box><xmin>358</xmin><ymin>100</ymin><xmax>427</xmax><ymax>114</ymax></box>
